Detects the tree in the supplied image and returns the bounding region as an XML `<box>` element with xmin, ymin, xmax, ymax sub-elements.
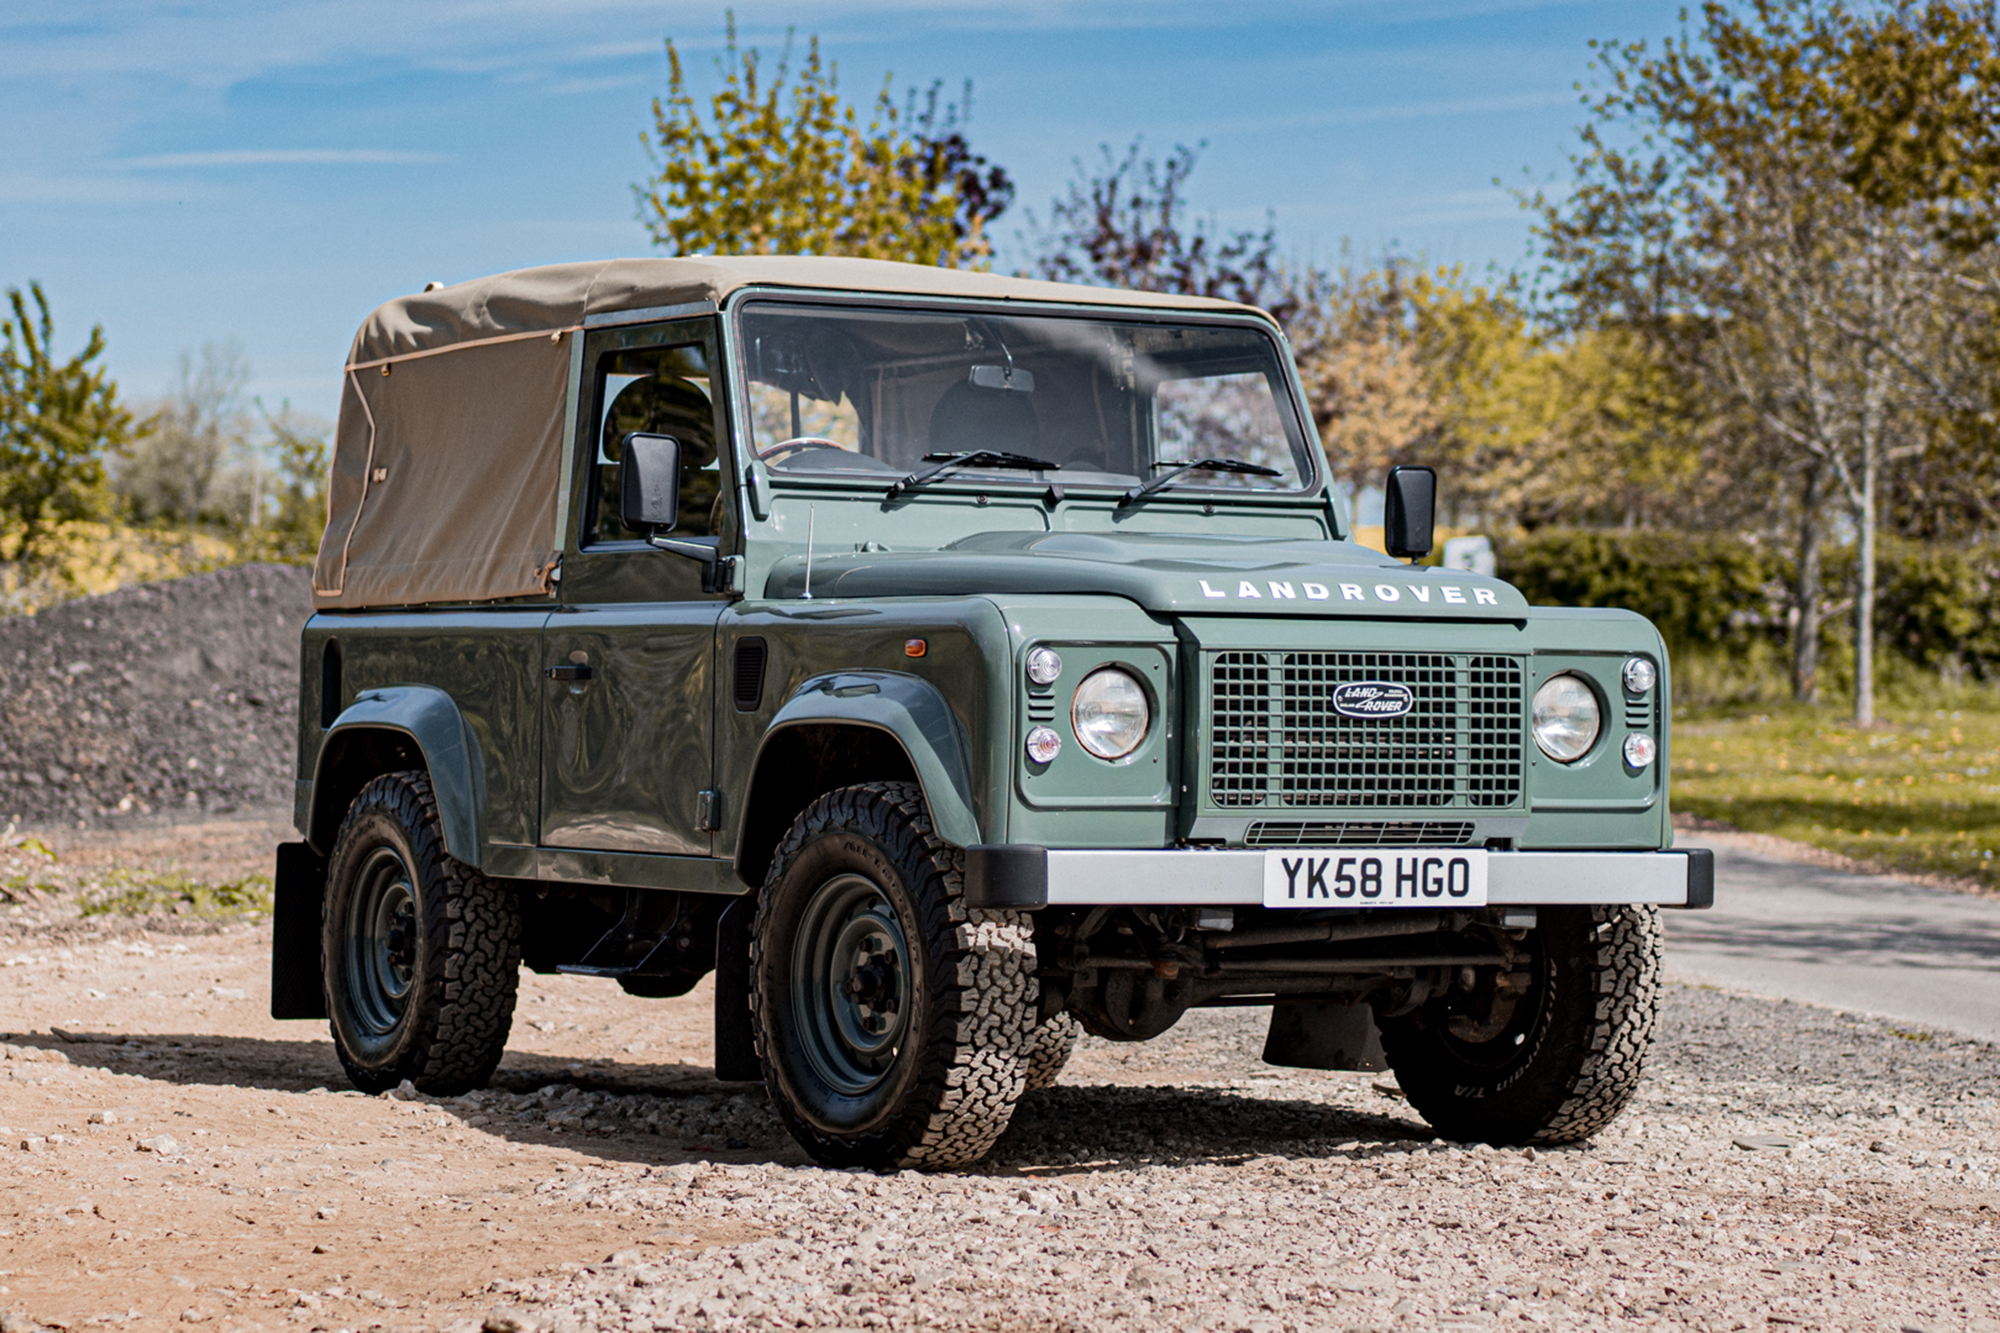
<box><xmin>116</xmin><ymin>341</ymin><xmax>252</xmax><ymax>526</ymax></box>
<box><xmin>0</xmin><ymin>283</ymin><xmax>133</xmax><ymax>568</ymax></box>
<box><xmin>635</xmin><ymin>17</ymin><xmax>1012</xmax><ymax>268</ymax></box>
<box><xmin>1032</xmin><ymin>139</ymin><xmax>1306</xmax><ymax>323</ymax></box>
<box><xmin>1533</xmin><ymin>0</ymin><xmax>1997</xmax><ymax>722</ymax></box>
<box><xmin>258</xmin><ymin>400</ymin><xmax>330</xmax><ymax>558</ymax></box>
<box><xmin>1292</xmin><ymin>259</ymin><xmax>1437</xmax><ymax>505</ymax></box>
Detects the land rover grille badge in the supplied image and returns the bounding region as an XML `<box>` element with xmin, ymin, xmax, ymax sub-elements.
<box><xmin>1328</xmin><ymin>681</ymin><xmax>1416</xmax><ymax>720</ymax></box>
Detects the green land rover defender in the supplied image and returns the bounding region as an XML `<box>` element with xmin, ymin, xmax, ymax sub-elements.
<box><xmin>272</xmin><ymin>256</ymin><xmax>1710</xmax><ymax>1169</ymax></box>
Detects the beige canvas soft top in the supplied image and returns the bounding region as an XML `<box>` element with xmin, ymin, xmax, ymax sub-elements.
<box><xmin>312</xmin><ymin>256</ymin><xmax>1262</xmax><ymax>610</ymax></box>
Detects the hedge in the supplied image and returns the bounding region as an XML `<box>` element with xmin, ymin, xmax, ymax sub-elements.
<box><xmin>1493</xmin><ymin>529</ymin><xmax>2000</xmax><ymax>679</ymax></box>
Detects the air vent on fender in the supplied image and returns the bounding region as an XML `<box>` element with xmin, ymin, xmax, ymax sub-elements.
<box><xmin>734</xmin><ymin>637</ymin><xmax>768</xmax><ymax>712</ymax></box>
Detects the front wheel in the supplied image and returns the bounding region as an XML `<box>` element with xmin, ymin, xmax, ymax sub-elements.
<box><xmin>322</xmin><ymin>771</ymin><xmax>522</xmax><ymax>1095</ymax></box>
<box><xmin>1377</xmin><ymin>904</ymin><xmax>1661</xmax><ymax>1145</ymax></box>
<box><xmin>750</xmin><ymin>782</ymin><xmax>1037</xmax><ymax>1169</ymax></box>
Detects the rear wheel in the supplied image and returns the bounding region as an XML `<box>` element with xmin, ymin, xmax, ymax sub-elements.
<box><xmin>1376</xmin><ymin>904</ymin><xmax>1660</xmax><ymax>1144</ymax></box>
<box><xmin>750</xmin><ymin>782</ymin><xmax>1037</xmax><ymax>1169</ymax></box>
<box><xmin>322</xmin><ymin>771</ymin><xmax>522</xmax><ymax>1095</ymax></box>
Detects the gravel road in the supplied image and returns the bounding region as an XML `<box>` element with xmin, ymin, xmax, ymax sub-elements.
<box><xmin>2</xmin><ymin>826</ymin><xmax>1995</xmax><ymax>1333</ymax></box>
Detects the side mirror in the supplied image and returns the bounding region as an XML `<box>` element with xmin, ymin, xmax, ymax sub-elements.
<box><xmin>1383</xmin><ymin>465</ymin><xmax>1436</xmax><ymax>561</ymax></box>
<box><xmin>619</xmin><ymin>432</ymin><xmax>681</xmax><ymax>533</ymax></box>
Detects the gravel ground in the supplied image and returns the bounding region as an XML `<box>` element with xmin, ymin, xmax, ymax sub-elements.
<box><xmin>0</xmin><ymin>564</ymin><xmax>311</xmax><ymax>830</ymax></box>
<box><xmin>469</xmin><ymin>991</ymin><xmax>2000</xmax><ymax>1333</ymax></box>
<box><xmin>1</xmin><ymin>864</ymin><xmax>1993</xmax><ymax>1333</ymax></box>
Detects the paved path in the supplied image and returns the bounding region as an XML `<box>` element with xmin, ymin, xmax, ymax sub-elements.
<box><xmin>1664</xmin><ymin>836</ymin><xmax>2000</xmax><ymax>1042</ymax></box>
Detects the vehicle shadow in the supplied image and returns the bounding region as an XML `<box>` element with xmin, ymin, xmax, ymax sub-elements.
<box><xmin>4</xmin><ymin>1027</ymin><xmax>1435</xmax><ymax>1174</ymax></box>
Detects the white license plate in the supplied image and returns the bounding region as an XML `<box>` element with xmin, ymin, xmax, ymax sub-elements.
<box><xmin>1262</xmin><ymin>849</ymin><xmax>1488</xmax><ymax>909</ymax></box>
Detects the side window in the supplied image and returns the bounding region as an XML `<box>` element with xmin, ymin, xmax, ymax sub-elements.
<box><xmin>585</xmin><ymin>338</ymin><xmax>724</xmax><ymax>546</ymax></box>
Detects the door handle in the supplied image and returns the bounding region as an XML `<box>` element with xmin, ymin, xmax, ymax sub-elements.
<box><xmin>545</xmin><ymin>664</ymin><xmax>594</xmax><ymax>682</ymax></box>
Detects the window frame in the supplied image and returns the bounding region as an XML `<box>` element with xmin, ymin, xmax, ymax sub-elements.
<box><xmin>720</xmin><ymin>291</ymin><xmax>1327</xmax><ymax>505</ymax></box>
<box><xmin>568</xmin><ymin>315</ymin><xmax>737</xmax><ymax>557</ymax></box>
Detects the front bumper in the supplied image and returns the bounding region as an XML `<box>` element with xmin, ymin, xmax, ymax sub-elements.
<box><xmin>965</xmin><ymin>846</ymin><xmax>1713</xmax><ymax>910</ymax></box>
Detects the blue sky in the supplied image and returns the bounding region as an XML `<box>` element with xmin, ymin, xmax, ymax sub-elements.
<box><xmin>2</xmin><ymin>1</ymin><xmax>1679</xmax><ymax>423</ymax></box>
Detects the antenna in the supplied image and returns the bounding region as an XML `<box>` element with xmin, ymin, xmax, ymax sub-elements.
<box><xmin>802</xmin><ymin>504</ymin><xmax>816</xmax><ymax>600</ymax></box>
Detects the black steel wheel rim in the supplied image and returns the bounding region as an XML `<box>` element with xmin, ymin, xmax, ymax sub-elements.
<box><xmin>345</xmin><ymin>845</ymin><xmax>418</xmax><ymax>1037</ymax></box>
<box><xmin>791</xmin><ymin>872</ymin><xmax>913</xmax><ymax>1097</ymax></box>
<box><xmin>1439</xmin><ymin>933</ymin><xmax>1550</xmax><ymax>1071</ymax></box>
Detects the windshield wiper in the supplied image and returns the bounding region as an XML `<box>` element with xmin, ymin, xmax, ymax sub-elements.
<box><xmin>1119</xmin><ymin>457</ymin><xmax>1283</xmax><ymax>507</ymax></box>
<box><xmin>886</xmin><ymin>450</ymin><xmax>1061</xmax><ymax>500</ymax></box>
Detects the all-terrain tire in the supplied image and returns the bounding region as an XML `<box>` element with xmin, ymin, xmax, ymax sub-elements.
<box><xmin>750</xmin><ymin>782</ymin><xmax>1037</xmax><ymax>1170</ymax></box>
<box><xmin>1022</xmin><ymin>1013</ymin><xmax>1081</xmax><ymax>1092</ymax></box>
<box><xmin>1376</xmin><ymin>904</ymin><xmax>1660</xmax><ymax>1145</ymax></box>
<box><xmin>322</xmin><ymin>771</ymin><xmax>522</xmax><ymax>1096</ymax></box>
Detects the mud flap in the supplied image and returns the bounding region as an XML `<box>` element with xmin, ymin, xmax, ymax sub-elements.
<box><xmin>271</xmin><ymin>842</ymin><xmax>328</xmax><ymax>1020</ymax></box>
<box><xmin>1262</xmin><ymin>998</ymin><xmax>1386</xmax><ymax>1071</ymax></box>
<box><xmin>712</xmin><ymin>895</ymin><xmax>761</xmax><ymax>1082</ymax></box>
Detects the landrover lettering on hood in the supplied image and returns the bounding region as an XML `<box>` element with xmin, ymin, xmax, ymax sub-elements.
<box><xmin>1328</xmin><ymin>681</ymin><xmax>1416</xmax><ymax>719</ymax></box>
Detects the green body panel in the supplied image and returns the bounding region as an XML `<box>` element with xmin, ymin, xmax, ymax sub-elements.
<box><xmin>292</xmin><ymin>284</ymin><xmax>1675</xmax><ymax>899</ymax></box>
<box><xmin>715</xmin><ymin>598</ymin><xmax>1014</xmax><ymax>865</ymax></box>
<box><xmin>313</xmin><ymin>685</ymin><xmax>487</xmax><ymax>863</ymax></box>
<box><xmin>985</xmin><ymin>596</ymin><xmax>1182</xmax><ymax>849</ymax></box>
<box><xmin>298</xmin><ymin>608</ymin><xmax>550</xmax><ymax>857</ymax></box>
<box><xmin>760</xmin><ymin>670</ymin><xmax>982</xmax><ymax>845</ymax></box>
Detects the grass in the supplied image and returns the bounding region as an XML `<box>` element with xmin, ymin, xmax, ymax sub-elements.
<box><xmin>1672</xmin><ymin>693</ymin><xmax>2000</xmax><ymax>892</ymax></box>
<box><xmin>77</xmin><ymin>870</ymin><xmax>274</xmax><ymax>920</ymax></box>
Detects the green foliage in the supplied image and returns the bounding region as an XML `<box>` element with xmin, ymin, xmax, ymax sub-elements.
<box><xmin>255</xmin><ymin>399</ymin><xmax>330</xmax><ymax>560</ymax></box>
<box><xmin>1831</xmin><ymin>1</ymin><xmax>2000</xmax><ymax>252</ymax></box>
<box><xmin>79</xmin><ymin>870</ymin><xmax>273</xmax><ymax>920</ymax></box>
<box><xmin>636</xmin><ymin>16</ymin><xmax>1011</xmax><ymax>268</ymax></box>
<box><xmin>0</xmin><ymin>283</ymin><xmax>135</xmax><ymax>568</ymax></box>
<box><xmin>1496</xmin><ymin>528</ymin><xmax>1787</xmax><ymax>656</ymax></box>
<box><xmin>110</xmin><ymin>338</ymin><xmax>328</xmax><ymax>566</ymax></box>
<box><xmin>1499</xmin><ymin>527</ymin><xmax>2000</xmax><ymax>685</ymax></box>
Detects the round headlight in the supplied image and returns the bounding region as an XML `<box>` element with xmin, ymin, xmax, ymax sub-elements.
<box><xmin>1026</xmin><ymin>646</ymin><xmax>1063</xmax><ymax>687</ymax></box>
<box><xmin>1622</xmin><ymin>656</ymin><xmax>1657</xmax><ymax>694</ymax></box>
<box><xmin>1532</xmin><ymin>674</ymin><xmax>1601</xmax><ymax>763</ymax></box>
<box><xmin>1025</xmin><ymin>726</ymin><xmax>1062</xmax><ymax>765</ymax></box>
<box><xmin>1072</xmin><ymin>668</ymin><xmax>1150</xmax><ymax>760</ymax></box>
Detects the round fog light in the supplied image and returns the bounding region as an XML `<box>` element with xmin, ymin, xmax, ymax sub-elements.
<box><xmin>1026</xmin><ymin>647</ymin><xmax>1063</xmax><ymax>686</ymax></box>
<box><xmin>1623</xmin><ymin>734</ymin><xmax>1657</xmax><ymax>768</ymax></box>
<box><xmin>1622</xmin><ymin>656</ymin><xmax>1658</xmax><ymax>694</ymax></box>
<box><xmin>1025</xmin><ymin>725</ymin><xmax>1062</xmax><ymax>765</ymax></box>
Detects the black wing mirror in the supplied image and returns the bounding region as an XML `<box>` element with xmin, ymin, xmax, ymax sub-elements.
<box><xmin>618</xmin><ymin>432</ymin><xmax>682</xmax><ymax>532</ymax></box>
<box><xmin>1383</xmin><ymin>465</ymin><xmax>1436</xmax><ymax>561</ymax></box>
<box><xmin>618</xmin><ymin>430</ymin><xmax>736</xmax><ymax>594</ymax></box>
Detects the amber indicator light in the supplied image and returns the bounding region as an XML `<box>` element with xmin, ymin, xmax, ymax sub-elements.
<box><xmin>904</xmin><ymin>639</ymin><xmax>927</xmax><ymax>658</ymax></box>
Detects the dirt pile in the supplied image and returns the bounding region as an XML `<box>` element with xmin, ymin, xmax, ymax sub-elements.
<box><xmin>0</xmin><ymin>564</ymin><xmax>312</xmax><ymax>830</ymax></box>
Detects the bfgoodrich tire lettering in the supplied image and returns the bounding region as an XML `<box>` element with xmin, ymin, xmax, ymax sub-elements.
<box><xmin>750</xmin><ymin>782</ymin><xmax>1037</xmax><ymax>1170</ymax></box>
<box><xmin>1377</xmin><ymin>904</ymin><xmax>1661</xmax><ymax>1145</ymax></box>
<box><xmin>322</xmin><ymin>770</ymin><xmax>522</xmax><ymax>1096</ymax></box>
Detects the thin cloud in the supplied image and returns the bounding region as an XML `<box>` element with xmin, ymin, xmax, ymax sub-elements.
<box><xmin>1217</xmin><ymin>90</ymin><xmax>1576</xmax><ymax>135</ymax></box>
<box><xmin>115</xmin><ymin>149</ymin><xmax>447</xmax><ymax>169</ymax></box>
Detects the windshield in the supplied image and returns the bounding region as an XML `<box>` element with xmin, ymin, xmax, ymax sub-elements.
<box><xmin>737</xmin><ymin>301</ymin><xmax>1315</xmax><ymax>494</ymax></box>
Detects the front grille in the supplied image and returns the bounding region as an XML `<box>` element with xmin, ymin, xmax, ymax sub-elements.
<box><xmin>1210</xmin><ymin>651</ymin><xmax>1524</xmax><ymax>809</ymax></box>
<box><xmin>1244</xmin><ymin>820</ymin><xmax>1476</xmax><ymax>847</ymax></box>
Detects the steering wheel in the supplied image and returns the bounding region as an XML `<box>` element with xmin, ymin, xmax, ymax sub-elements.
<box><xmin>756</xmin><ymin>436</ymin><xmax>847</xmax><ymax>463</ymax></box>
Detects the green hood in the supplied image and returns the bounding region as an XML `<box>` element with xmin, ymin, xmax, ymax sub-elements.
<box><xmin>762</xmin><ymin>530</ymin><xmax>1528</xmax><ymax>619</ymax></box>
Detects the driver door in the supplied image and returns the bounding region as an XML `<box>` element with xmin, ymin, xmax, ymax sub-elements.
<box><xmin>539</xmin><ymin>317</ymin><xmax>733</xmax><ymax>857</ymax></box>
